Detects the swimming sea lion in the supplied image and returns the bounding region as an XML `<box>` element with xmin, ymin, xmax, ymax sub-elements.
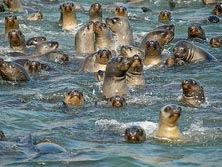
<box><xmin>126</xmin><ymin>55</ymin><xmax>145</xmax><ymax>88</ymax></box>
<box><xmin>35</xmin><ymin>141</ymin><xmax>66</xmax><ymax>154</ymax></box>
<box><xmin>8</xmin><ymin>29</ymin><xmax>25</xmax><ymax>53</ymax></box>
<box><xmin>140</xmin><ymin>29</ymin><xmax>174</xmax><ymax>49</ymax></box>
<box><xmin>154</xmin><ymin>104</ymin><xmax>183</xmax><ymax>140</ymax></box>
<box><xmin>107</xmin><ymin>95</ymin><xmax>127</xmax><ymax>108</ymax></box>
<box><xmin>158</xmin><ymin>10</ymin><xmax>171</xmax><ymax>23</ymax></box>
<box><xmin>63</xmin><ymin>89</ymin><xmax>85</xmax><ymax>107</ymax></box>
<box><xmin>5</xmin><ymin>15</ymin><xmax>20</xmax><ymax>34</ymax></box>
<box><xmin>34</xmin><ymin>41</ymin><xmax>59</xmax><ymax>55</ymax></box>
<box><xmin>102</xmin><ymin>56</ymin><xmax>131</xmax><ymax>99</ymax></box>
<box><xmin>0</xmin><ymin>59</ymin><xmax>31</xmax><ymax>81</ymax></box>
<box><xmin>181</xmin><ymin>79</ymin><xmax>206</xmax><ymax>108</ymax></box>
<box><xmin>144</xmin><ymin>40</ymin><xmax>162</xmax><ymax>67</ymax></box>
<box><xmin>0</xmin><ymin>4</ymin><xmax>5</xmax><ymax>12</ymax></box>
<box><xmin>94</xmin><ymin>21</ymin><xmax>115</xmax><ymax>51</ymax></box>
<box><xmin>96</xmin><ymin>70</ymin><xmax>105</xmax><ymax>81</ymax></box>
<box><xmin>3</xmin><ymin>0</ymin><xmax>23</xmax><ymax>12</ymax></box>
<box><xmin>82</xmin><ymin>49</ymin><xmax>112</xmax><ymax>73</ymax></box>
<box><xmin>106</xmin><ymin>16</ymin><xmax>134</xmax><ymax>46</ymax></box>
<box><xmin>26</xmin><ymin>36</ymin><xmax>47</xmax><ymax>47</ymax></box>
<box><xmin>89</xmin><ymin>3</ymin><xmax>102</xmax><ymax>22</ymax></box>
<box><xmin>202</xmin><ymin>0</ymin><xmax>218</xmax><ymax>5</ymax></box>
<box><xmin>212</xmin><ymin>3</ymin><xmax>222</xmax><ymax>16</ymax></box>
<box><xmin>60</xmin><ymin>2</ymin><xmax>78</xmax><ymax>30</ymax></box>
<box><xmin>75</xmin><ymin>21</ymin><xmax>95</xmax><ymax>55</ymax></box>
<box><xmin>187</xmin><ymin>23</ymin><xmax>206</xmax><ymax>40</ymax></box>
<box><xmin>153</xmin><ymin>24</ymin><xmax>175</xmax><ymax>33</ymax></box>
<box><xmin>120</xmin><ymin>45</ymin><xmax>144</xmax><ymax>59</ymax></box>
<box><xmin>124</xmin><ymin>126</ymin><xmax>146</xmax><ymax>143</ymax></box>
<box><xmin>115</xmin><ymin>6</ymin><xmax>128</xmax><ymax>17</ymax></box>
<box><xmin>172</xmin><ymin>40</ymin><xmax>217</xmax><ymax>63</ymax></box>
<box><xmin>210</xmin><ymin>37</ymin><xmax>222</xmax><ymax>48</ymax></box>
<box><xmin>205</xmin><ymin>15</ymin><xmax>220</xmax><ymax>23</ymax></box>
<box><xmin>0</xmin><ymin>130</ymin><xmax>6</xmax><ymax>141</ymax></box>
<box><xmin>27</xmin><ymin>11</ymin><xmax>43</xmax><ymax>21</ymax></box>
<box><xmin>13</xmin><ymin>59</ymin><xmax>42</xmax><ymax>73</ymax></box>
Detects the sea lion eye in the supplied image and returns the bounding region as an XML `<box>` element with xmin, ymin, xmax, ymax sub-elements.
<box><xmin>165</xmin><ymin>106</ymin><xmax>171</xmax><ymax>112</ymax></box>
<box><xmin>191</xmin><ymin>80</ymin><xmax>197</xmax><ymax>85</ymax></box>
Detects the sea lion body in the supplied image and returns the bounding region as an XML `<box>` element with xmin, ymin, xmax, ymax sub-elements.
<box><xmin>5</xmin><ymin>15</ymin><xmax>20</xmax><ymax>34</ymax></box>
<box><xmin>172</xmin><ymin>40</ymin><xmax>217</xmax><ymax>63</ymax></box>
<box><xmin>106</xmin><ymin>16</ymin><xmax>134</xmax><ymax>46</ymax></box>
<box><xmin>153</xmin><ymin>24</ymin><xmax>175</xmax><ymax>33</ymax></box>
<box><xmin>124</xmin><ymin>126</ymin><xmax>146</xmax><ymax>143</ymax></box>
<box><xmin>8</xmin><ymin>30</ymin><xmax>25</xmax><ymax>53</ymax></box>
<box><xmin>181</xmin><ymin>79</ymin><xmax>206</xmax><ymax>108</ymax></box>
<box><xmin>102</xmin><ymin>56</ymin><xmax>131</xmax><ymax>99</ymax></box>
<box><xmin>188</xmin><ymin>23</ymin><xmax>206</xmax><ymax>40</ymax></box>
<box><xmin>202</xmin><ymin>0</ymin><xmax>218</xmax><ymax>5</ymax></box>
<box><xmin>35</xmin><ymin>142</ymin><xmax>66</xmax><ymax>154</ymax></box>
<box><xmin>144</xmin><ymin>40</ymin><xmax>162</xmax><ymax>67</ymax></box>
<box><xmin>89</xmin><ymin>3</ymin><xmax>102</xmax><ymax>22</ymax></box>
<box><xmin>107</xmin><ymin>95</ymin><xmax>127</xmax><ymax>108</ymax></box>
<box><xmin>64</xmin><ymin>90</ymin><xmax>85</xmax><ymax>107</ymax></box>
<box><xmin>3</xmin><ymin>0</ymin><xmax>23</xmax><ymax>12</ymax></box>
<box><xmin>75</xmin><ymin>21</ymin><xmax>95</xmax><ymax>55</ymax></box>
<box><xmin>82</xmin><ymin>49</ymin><xmax>112</xmax><ymax>73</ymax></box>
<box><xmin>120</xmin><ymin>45</ymin><xmax>144</xmax><ymax>59</ymax></box>
<box><xmin>155</xmin><ymin>104</ymin><xmax>183</xmax><ymax>140</ymax></box>
<box><xmin>13</xmin><ymin>59</ymin><xmax>42</xmax><ymax>73</ymax></box>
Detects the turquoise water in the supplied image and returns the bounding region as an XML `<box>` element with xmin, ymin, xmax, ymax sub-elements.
<box><xmin>0</xmin><ymin>0</ymin><xmax>222</xmax><ymax>166</ymax></box>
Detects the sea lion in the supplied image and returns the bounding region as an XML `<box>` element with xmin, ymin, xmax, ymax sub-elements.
<box><xmin>106</xmin><ymin>16</ymin><xmax>134</xmax><ymax>46</ymax></box>
<box><xmin>35</xmin><ymin>141</ymin><xmax>66</xmax><ymax>154</ymax></box>
<box><xmin>107</xmin><ymin>95</ymin><xmax>127</xmax><ymax>108</ymax></box>
<box><xmin>181</xmin><ymin>79</ymin><xmax>206</xmax><ymax>108</ymax></box>
<box><xmin>8</xmin><ymin>29</ymin><xmax>25</xmax><ymax>53</ymax></box>
<box><xmin>13</xmin><ymin>59</ymin><xmax>42</xmax><ymax>73</ymax></box>
<box><xmin>205</xmin><ymin>15</ymin><xmax>220</xmax><ymax>23</ymax></box>
<box><xmin>120</xmin><ymin>45</ymin><xmax>144</xmax><ymax>59</ymax></box>
<box><xmin>34</xmin><ymin>41</ymin><xmax>59</xmax><ymax>55</ymax></box>
<box><xmin>158</xmin><ymin>10</ymin><xmax>171</xmax><ymax>23</ymax></box>
<box><xmin>26</xmin><ymin>36</ymin><xmax>47</xmax><ymax>47</ymax></box>
<box><xmin>0</xmin><ymin>4</ymin><xmax>5</xmax><ymax>12</ymax></box>
<box><xmin>3</xmin><ymin>0</ymin><xmax>23</xmax><ymax>12</ymax></box>
<box><xmin>209</xmin><ymin>37</ymin><xmax>222</xmax><ymax>48</ymax></box>
<box><xmin>75</xmin><ymin>21</ymin><xmax>95</xmax><ymax>55</ymax></box>
<box><xmin>63</xmin><ymin>89</ymin><xmax>85</xmax><ymax>107</ymax></box>
<box><xmin>27</xmin><ymin>11</ymin><xmax>43</xmax><ymax>21</ymax></box>
<box><xmin>115</xmin><ymin>6</ymin><xmax>128</xmax><ymax>17</ymax></box>
<box><xmin>212</xmin><ymin>3</ymin><xmax>222</xmax><ymax>16</ymax></box>
<box><xmin>5</xmin><ymin>15</ymin><xmax>20</xmax><ymax>35</ymax></box>
<box><xmin>94</xmin><ymin>21</ymin><xmax>115</xmax><ymax>51</ymax></box>
<box><xmin>82</xmin><ymin>49</ymin><xmax>112</xmax><ymax>73</ymax></box>
<box><xmin>153</xmin><ymin>24</ymin><xmax>175</xmax><ymax>33</ymax></box>
<box><xmin>96</xmin><ymin>70</ymin><xmax>105</xmax><ymax>81</ymax></box>
<box><xmin>124</xmin><ymin>126</ymin><xmax>146</xmax><ymax>143</ymax></box>
<box><xmin>172</xmin><ymin>40</ymin><xmax>217</xmax><ymax>63</ymax></box>
<box><xmin>60</xmin><ymin>2</ymin><xmax>78</xmax><ymax>30</ymax></box>
<box><xmin>140</xmin><ymin>29</ymin><xmax>174</xmax><ymax>49</ymax></box>
<box><xmin>144</xmin><ymin>40</ymin><xmax>162</xmax><ymax>67</ymax></box>
<box><xmin>126</xmin><ymin>55</ymin><xmax>145</xmax><ymax>88</ymax></box>
<box><xmin>202</xmin><ymin>0</ymin><xmax>219</xmax><ymax>5</ymax></box>
<box><xmin>89</xmin><ymin>3</ymin><xmax>102</xmax><ymax>22</ymax></box>
<box><xmin>102</xmin><ymin>56</ymin><xmax>131</xmax><ymax>99</ymax></box>
<box><xmin>154</xmin><ymin>104</ymin><xmax>183</xmax><ymax>140</ymax></box>
<box><xmin>187</xmin><ymin>23</ymin><xmax>206</xmax><ymax>40</ymax></box>
<box><xmin>0</xmin><ymin>130</ymin><xmax>5</xmax><ymax>141</ymax></box>
<box><xmin>0</xmin><ymin>59</ymin><xmax>31</xmax><ymax>81</ymax></box>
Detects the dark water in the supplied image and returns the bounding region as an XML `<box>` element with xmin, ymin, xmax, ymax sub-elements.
<box><xmin>0</xmin><ymin>0</ymin><xmax>222</xmax><ymax>166</ymax></box>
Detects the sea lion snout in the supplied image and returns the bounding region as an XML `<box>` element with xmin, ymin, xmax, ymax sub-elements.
<box><xmin>108</xmin><ymin>95</ymin><xmax>126</xmax><ymax>108</ymax></box>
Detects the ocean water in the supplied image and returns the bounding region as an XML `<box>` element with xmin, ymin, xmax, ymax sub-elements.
<box><xmin>0</xmin><ymin>0</ymin><xmax>222</xmax><ymax>166</ymax></box>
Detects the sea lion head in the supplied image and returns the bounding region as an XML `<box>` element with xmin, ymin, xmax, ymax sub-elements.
<box><xmin>5</xmin><ymin>15</ymin><xmax>19</xmax><ymax>27</ymax></box>
<box><xmin>212</xmin><ymin>3</ymin><xmax>222</xmax><ymax>16</ymax></box>
<box><xmin>188</xmin><ymin>23</ymin><xmax>206</xmax><ymax>40</ymax></box>
<box><xmin>145</xmin><ymin>40</ymin><xmax>162</xmax><ymax>53</ymax></box>
<box><xmin>105</xmin><ymin>16</ymin><xmax>129</xmax><ymax>32</ymax></box>
<box><xmin>0</xmin><ymin>130</ymin><xmax>6</xmax><ymax>141</ymax></box>
<box><xmin>27</xmin><ymin>11</ymin><xmax>43</xmax><ymax>21</ymax></box>
<box><xmin>36</xmin><ymin>41</ymin><xmax>59</xmax><ymax>54</ymax></box>
<box><xmin>3</xmin><ymin>0</ymin><xmax>23</xmax><ymax>12</ymax></box>
<box><xmin>160</xmin><ymin>104</ymin><xmax>181</xmax><ymax>127</ymax></box>
<box><xmin>159</xmin><ymin>10</ymin><xmax>171</xmax><ymax>23</ymax></box>
<box><xmin>115</xmin><ymin>6</ymin><xmax>128</xmax><ymax>17</ymax></box>
<box><xmin>24</xmin><ymin>60</ymin><xmax>42</xmax><ymax>73</ymax></box>
<box><xmin>107</xmin><ymin>95</ymin><xmax>127</xmax><ymax>108</ymax></box>
<box><xmin>152</xmin><ymin>30</ymin><xmax>174</xmax><ymax>46</ymax></box>
<box><xmin>64</xmin><ymin>89</ymin><xmax>85</xmax><ymax>107</ymax></box>
<box><xmin>95</xmin><ymin>49</ymin><xmax>112</xmax><ymax>65</ymax></box>
<box><xmin>94</xmin><ymin>21</ymin><xmax>107</xmax><ymax>34</ymax></box>
<box><xmin>45</xmin><ymin>51</ymin><xmax>69</xmax><ymax>63</ymax></box>
<box><xmin>154</xmin><ymin>24</ymin><xmax>175</xmax><ymax>32</ymax></box>
<box><xmin>0</xmin><ymin>4</ymin><xmax>5</xmax><ymax>12</ymax></box>
<box><xmin>210</xmin><ymin>37</ymin><xmax>222</xmax><ymax>48</ymax></box>
<box><xmin>8</xmin><ymin>29</ymin><xmax>25</xmax><ymax>51</ymax></box>
<box><xmin>124</xmin><ymin>126</ymin><xmax>146</xmax><ymax>143</ymax></box>
<box><xmin>207</xmin><ymin>15</ymin><xmax>220</xmax><ymax>23</ymax></box>
<box><xmin>89</xmin><ymin>3</ymin><xmax>102</xmax><ymax>14</ymax></box>
<box><xmin>26</xmin><ymin>36</ymin><xmax>47</xmax><ymax>47</ymax></box>
<box><xmin>128</xmin><ymin>55</ymin><xmax>143</xmax><ymax>73</ymax></box>
<box><xmin>96</xmin><ymin>70</ymin><xmax>105</xmax><ymax>81</ymax></box>
<box><xmin>120</xmin><ymin>45</ymin><xmax>144</xmax><ymax>58</ymax></box>
<box><xmin>60</xmin><ymin>2</ymin><xmax>75</xmax><ymax>13</ymax></box>
<box><xmin>172</xmin><ymin>41</ymin><xmax>190</xmax><ymax>61</ymax></box>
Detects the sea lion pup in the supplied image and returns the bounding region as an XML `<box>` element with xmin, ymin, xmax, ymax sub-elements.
<box><xmin>212</xmin><ymin>3</ymin><xmax>222</xmax><ymax>16</ymax></box>
<box><xmin>155</xmin><ymin>104</ymin><xmax>183</xmax><ymax>140</ymax></box>
<box><xmin>13</xmin><ymin>59</ymin><xmax>42</xmax><ymax>73</ymax></box>
<box><xmin>106</xmin><ymin>16</ymin><xmax>134</xmax><ymax>46</ymax></box>
<box><xmin>188</xmin><ymin>23</ymin><xmax>206</xmax><ymax>40</ymax></box>
<box><xmin>0</xmin><ymin>59</ymin><xmax>31</xmax><ymax>81</ymax></box>
<box><xmin>60</xmin><ymin>2</ymin><xmax>78</xmax><ymax>30</ymax></box>
<box><xmin>102</xmin><ymin>56</ymin><xmax>131</xmax><ymax>99</ymax></box>
<box><xmin>82</xmin><ymin>49</ymin><xmax>112</xmax><ymax>73</ymax></box>
<box><xmin>63</xmin><ymin>89</ymin><xmax>85</xmax><ymax>107</ymax></box>
<box><xmin>153</xmin><ymin>24</ymin><xmax>175</xmax><ymax>33</ymax></box>
<box><xmin>144</xmin><ymin>40</ymin><xmax>162</xmax><ymax>67</ymax></box>
<box><xmin>209</xmin><ymin>37</ymin><xmax>222</xmax><ymax>48</ymax></box>
<box><xmin>124</xmin><ymin>126</ymin><xmax>146</xmax><ymax>143</ymax></box>
<box><xmin>89</xmin><ymin>3</ymin><xmax>102</xmax><ymax>22</ymax></box>
<box><xmin>107</xmin><ymin>95</ymin><xmax>127</xmax><ymax>108</ymax></box>
<box><xmin>75</xmin><ymin>21</ymin><xmax>95</xmax><ymax>55</ymax></box>
<box><xmin>172</xmin><ymin>40</ymin><xmax>217</xmax><ymax>63</ymax></box>
<box><xmin>5</xmin><ymin>15</ymin><xmax>20</xmax><ymax>35</ymax></box>
<box><xmin>115</xmin><ymin>6</ymin><xmax>128</xmax><ymax>17</ymax></box>
<box><xmin>3</xmin><ymin>0</ymin><xmax>23</xmax><ymax>12</ymax></box>
<box><xmin>181</xmin><ymin>79</ymin><xmax>206</xmax><ymax>108</ymax></box>
<box><xmin>8</xmin><ymin>29</ymin><xmax>25</xmax><ymax>53</ymax></box>
<box><xmin>158</xmin><ymin>10</ymin><xmax>171</xmax><ymax>23</ymax></box>
<box><xmin>126</xmin><ymin>55</ymin><xmax>145</xmax><ymax>88</ymax></box>
<box><xmin>94</xmin><ymin>21</ymin><xmax>115</xmax><ymax>51</ymax></box>
<box><xmin>140</xmin><ymin>29</ymin><xmax>174</xmax><ymax>49</ymax></box>
<box><xmin>204</xmin><ymin>15</ymin><xmax>220</xmax><ymax>23</ymax></box>
<box><xmin>34</xmin><ymin>41</ymin><xmax>59</xmax><ymax>55</ymax></box>
<box><xmin>120</xmin><ymin>45</ymin><xmax>144</xmax><ymax>59</ymax></box>
<box><xmin>26</xmin><ymin>36</ymin><xmax>47</xmax><ymax>47</ymax></box>
<box><xmin>27</xmin><ymin>11</ymin><xmax>43</xmax><ymax>21</ymax></box>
